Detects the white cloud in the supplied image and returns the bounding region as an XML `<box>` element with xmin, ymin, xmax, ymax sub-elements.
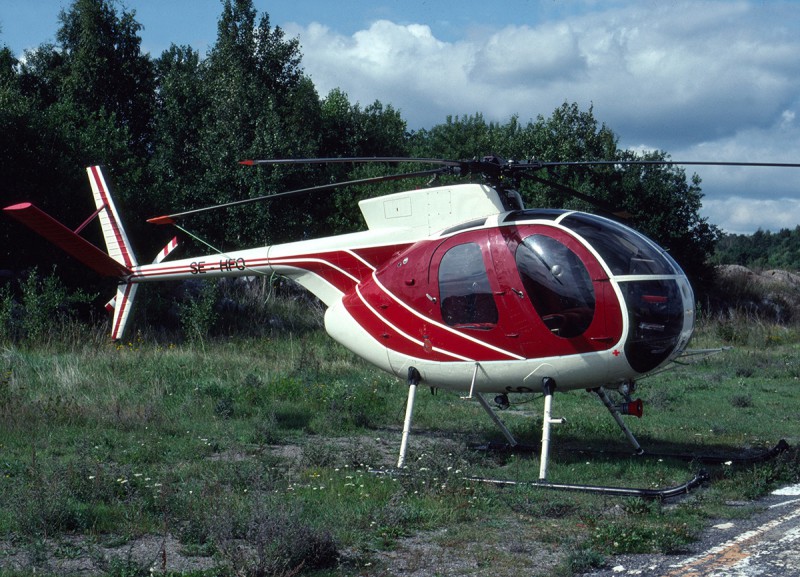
<box><xmin>672</xmin><ymin>111</ymin><xmax>800</xmax><ymax>220</ymax></box>
<box><xmin>702</xmin><ymin>197</ymin><xmax>800</xmax><ymax>234</ymax></box>
<box><xmin>469</xmin><ymin>24</ymin><xmax>587</xmax><ymax>86</ymax></box>
<box><xmin>289</xmin><ymin>20</ymin><xmax>477</xmax><ymax>120</ymax></box>
<box><xmin>286</xmin><ymin>1</ymin><xmax>800</xmax><ymax>232</ymax></box>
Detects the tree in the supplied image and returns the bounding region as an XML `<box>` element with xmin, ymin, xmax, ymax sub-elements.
<box><xmin>149</xmin><ymin>45</ymin><xmax>207</xmax><ymax>211</ymax></box>
<box><xmin>55</xmin><ymin>0</ymin><xmax>155</xmax><ymax>155</ymax></box>
<box><xmin>613</xmin><ymin>149</ymin><xmax>720</xmax><ymax>291</ymax></box>
<box><xmin>714</xmin><ymin>227</ymin><xmax>800</xmax><ymax>271</ymax></box>
<box><xmin>409</xmin><ymin>113</ymin><xmax>495</xmax><ymax>160</ymax></box>
<box><xmin>1</xmin><ymin>0</ymin><xmax>157</xmax><ymax>291</ymax></box>
<box><xmin>319</xmin><ymin>89</ymin><xmax>410</xmax><ymax>233</ymax></box>
<box><xmin>192</xmin><ymin>0</ymin><xmax>313</xmax><ymax>248</ymax></box>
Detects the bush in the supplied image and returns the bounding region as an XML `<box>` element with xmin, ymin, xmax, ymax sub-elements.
<box><xmin>0</xmin><ymin>268</ymin><xmax>97</xmax><ymax>346</ymax></box>
<box><xmin>178</xmin><ymin>279</ymin><xmax>219</xmax><ymax>345</ymax></box>
<box><xmin>218</xmin><ymin>502</ymin><xmax>339</xmax><ymax>576</ymax></box>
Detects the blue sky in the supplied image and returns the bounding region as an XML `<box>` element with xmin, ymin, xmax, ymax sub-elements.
<box><xmin>2</xmin><ymin>0</ymin><xmax>800</xmax><ymax>234</ymax></box>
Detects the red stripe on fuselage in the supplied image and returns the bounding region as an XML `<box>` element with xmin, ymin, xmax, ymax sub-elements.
<box><xmin>129</xmin><ymin>248</ymin><xmax>407</xmax><ymax>295</ymax></box>
<box><xmin>344</xmin><ymin>275</ymin><xmax>525</xmax><ymax>362</ymax></box>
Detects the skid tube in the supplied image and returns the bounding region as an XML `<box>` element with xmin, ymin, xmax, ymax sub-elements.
<box><xmin>367</xmin><ymin>467</ymin><xmax>710</xmax><ymax>500</ymax></box>
<box><xmin>462</xmin><ymin>470</ymin><xmax>711</xmax><ymax>500</ymax></box>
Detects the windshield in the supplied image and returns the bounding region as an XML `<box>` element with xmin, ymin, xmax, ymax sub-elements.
<box><xmin>560</xmin><ymin>213</ymin><xmax>677</xmax><ymax>276</ymax></box>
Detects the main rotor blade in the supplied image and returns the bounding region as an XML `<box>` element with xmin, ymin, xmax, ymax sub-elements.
<box><xmin>533</xmin><ymin>160</ymin><xmax>800</xmax><ymax>169</ymax></box>
<box><xmin>240</xmin><ymin>157</ymin><xmax>462</xmax><ymax>167</ymax></box>
<box><xmin>147</xmin><ymin>167</ymin><xmax>446</xmax><ymax>225</ymax></box>
<box><xmin>242</xmin><ymin>156</ymin><xmax>800</xmax><ymax>171</ymax></box>
<box><xmin>521</xmin><ymin>173</ymin><xmax>632</xmax><ymax>219</ymax></box>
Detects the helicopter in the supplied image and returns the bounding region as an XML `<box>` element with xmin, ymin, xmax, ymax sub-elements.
<box><xmin>5</xmin><ymin>156</ymin><xmax>798</xmax><ymax>494</ymax></box>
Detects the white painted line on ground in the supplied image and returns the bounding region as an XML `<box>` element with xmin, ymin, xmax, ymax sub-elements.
<box><xmin>773</xmin><ymin>483</ymin><xmax>800</xmax><ymax>496</ymax></box>
<box><xmin>663</xmin><ymin>504</ymin><xmax>800</xmax><ymax>576</ymax></box>
<box><xmin>770</xmin><ymin>497</ymin><xmax>800</xmax><ymax>509</ymax></box>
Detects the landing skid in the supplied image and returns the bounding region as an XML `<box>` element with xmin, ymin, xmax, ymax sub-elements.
<box><xmin>392</xmin><ymin>368</ymin><xmax>788</xmax><ymax>499</ymax></box>
<box><xmin>465</xmin><ymin>378</ymin><xmax>789</xmax><ymax>498</ymax></box>
<box><xmin>464</xmin><ymin>470</ymin><xmax>710</xmax><ymax>500</ymax></box>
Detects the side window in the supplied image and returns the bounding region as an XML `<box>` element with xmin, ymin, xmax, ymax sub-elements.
<box><xmin>515</xmin><ymin>235</ymin><xmax>595</xmax><ymax>338</ymax></box>
<box><xmin>438</xmin><ymin>243</ymin><xmax>498</xmax><ymax>329</ymax></box>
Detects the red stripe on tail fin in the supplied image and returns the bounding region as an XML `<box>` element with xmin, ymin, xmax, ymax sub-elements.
<box><xmin>111</xmin><ymin>282</ymin><xmax>138</xmax><ymax>341</ymax></box>
<box><xmin>87</xmin><ymin>166</ymin><xmax>138</xmax><ymax>268</ymax></box>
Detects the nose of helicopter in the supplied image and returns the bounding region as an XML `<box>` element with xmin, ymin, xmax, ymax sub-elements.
<box><xmin>620</xmin><ymin>276</ymin><xmax>695</xmax><ymax>374</ymax></box>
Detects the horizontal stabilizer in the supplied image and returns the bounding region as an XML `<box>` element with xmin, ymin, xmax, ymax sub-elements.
<box><xmin>4</xmin><ymin>202</ymin><xmax>132</xmax><ymax>277</ymax></box>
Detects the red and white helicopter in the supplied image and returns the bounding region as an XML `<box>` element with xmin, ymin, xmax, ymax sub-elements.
<box><xmin>5</xmin><ymin>156</ymin><xmax>797</xmax><ymax>493</ymax></box>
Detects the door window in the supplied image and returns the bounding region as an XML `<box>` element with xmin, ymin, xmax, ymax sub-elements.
<box><xmin>438</xmin><ymin>243</ymin><xmax>498</xmax><ymax>329</ymax></box>
<box><xmin>515</xmin><ymin>235</ymin><xmax>595</xmax><ymax>337</ymax></box>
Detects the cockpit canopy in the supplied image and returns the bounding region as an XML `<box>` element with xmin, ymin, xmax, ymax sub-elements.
<box><xmin>503</xmin><ymin>209</ymin><xmax>681</xmax><ymax>277</ymax></box>
<box><xmin>502</xmin><ymin>209</ymin><xmax>693</xmax><ymax>372</ymax></box>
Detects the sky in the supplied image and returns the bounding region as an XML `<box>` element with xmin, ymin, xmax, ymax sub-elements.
<box><xmin>1</xmin><ymin>0</ymin><xmax>799</xmax><ymax>234</ymax></box>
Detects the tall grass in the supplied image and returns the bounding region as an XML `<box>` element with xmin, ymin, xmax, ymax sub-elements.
<box><xmin>0</xmin><ymin>271</ymin><xmax>799</xmax><ymax>575</ymax></box>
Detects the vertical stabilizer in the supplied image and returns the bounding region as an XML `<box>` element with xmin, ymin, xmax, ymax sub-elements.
<box><xmin>86</xmin><ymin>166</ymin><xmax>141</xmax><ymax>341</ymax></box>
<box><xmin>105</xmin><ymin>236</ymin><xmax>179</xmax><ymax>340</ymax></box>
<box><xmin>86</xmin><ymin>166</ymin><xmax>138</xmax><ymax>268</ymax></box>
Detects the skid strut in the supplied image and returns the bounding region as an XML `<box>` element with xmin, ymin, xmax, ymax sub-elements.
<box><xmin>397</xmin><ymin>367</ymin><xmax>421</xmax><ymax>468</ymax></box>
<box><xmin>593</xmin><ymin>386</ymin><xmax>644</xmax><ymax>454</ymax></box>
<box><xmin>539</xmin><ymin>377</ymin><xmax>565</xmax><ymax>480</ymax></box>
<box><xmin>475</xmin><ymin>392</ymin><xmax>518</xmax><ymax>447</ymax></box>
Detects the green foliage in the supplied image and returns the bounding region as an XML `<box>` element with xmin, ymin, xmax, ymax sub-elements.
<box><xmin>0</xmin><ymin>317</ymin><xmax>799</xmax><ymax>574</ymax></box>
<box><xmin>221</xmin><ymin>502</ymin><xmax>339</xmax><ymax>575</ymax></box>
<box><xmin>590</xmin><ymin>516</ymin><xmax>695</xmax><ymax>554</ymax></box>
<box><xmin>55</xmin><ymin>0</ymin><xmax>155</xmax><ymax>154</ymax></box>
<box><xmin>714</xmin><ymin>227</ymin><xmax>800</xmax><ymax>271</ymax></box>
<box><xmin>178</xmin><ymin>280</ymin><xmax>219</xmax><ymax>345</ymax></box>
<box><xmin>0</xmin><ymin>268</ymin><xmax>96</xmax><ymax>345</ymax></box>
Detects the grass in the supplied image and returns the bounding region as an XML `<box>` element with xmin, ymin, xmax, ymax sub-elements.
<box><xmin>1</xmin><ymin>310</ymin><xmax>799</xmax><ymax>576</ymax></box>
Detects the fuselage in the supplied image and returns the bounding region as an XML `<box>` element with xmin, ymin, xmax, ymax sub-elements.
<box><xmin>129</xmin><ymin>184</ymin><xmax>695</xmax><ymax>394</ymax></box>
